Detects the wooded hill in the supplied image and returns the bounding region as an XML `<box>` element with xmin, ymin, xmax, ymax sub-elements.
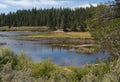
<box><xmin>0</xmin><ymin>0</ymin><xmax>119</xmax><ymax>32</ymax></box>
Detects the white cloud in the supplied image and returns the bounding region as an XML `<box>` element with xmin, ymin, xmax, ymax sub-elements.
<box><xmin>0</xmin><ymin>3</ymin><xmax>7</xmax><ymax>9</ymax></box>
<box><xmin>72</xmin><ymin>3</ymin><xmax>98</xmax><ymax>9</ymax></box>
<box><xmin>81</xmin><ymin>3</ymin><xmax>97</xmax><ymax>8</ymax></box>
<box><xmin>3</xmin><ymin>0</ymin><xmax>33</xmax><ymax>7</ymax></box>
<box><xmin>3</xmin><ymin>0</ymin><xmax>71</xmax><ymax>7</ymax></box>
<box><xmin>39</xmin><ymin>0</ymin><xmax>58</xmax><ymax>5</ymax></box>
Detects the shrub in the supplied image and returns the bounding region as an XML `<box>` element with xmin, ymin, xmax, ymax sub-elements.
<box><xmin>31</xmin><ymin>59</ymin><xmax>56</xmax><ymax>78</ymax></box>
<box><xmin>0</xmin><ymin>48</ymin><xmax>15</xmax><ymax>68</ymax></box>
<box><xmin>0</xmin><ymin>48</ymin><xmax>120</xmax><ymax>82</ymax></box>
<box><xmin>81</xmin><ymin>57</ymin><xmax>120</xmax><ymax>82</ymax></box>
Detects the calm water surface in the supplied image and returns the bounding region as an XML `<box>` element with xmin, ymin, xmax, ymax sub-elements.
<box><xmin>0</xmin><ymin>32</ymin><xmax>109</xmax><ymax>66</ymax></box>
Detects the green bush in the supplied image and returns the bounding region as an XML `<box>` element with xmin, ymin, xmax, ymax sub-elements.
<box><xmin>0</xmin><ymin>48</ymin><xmax>15</xmax><ymax>68</ymax></box>
<box><xmin>0</xmin><ymin>48</ymin><xmax>120</xmax><ymax>82</ymax></box>
<box><xmin>31</xmin><ymin>59</ymin><xmax>56</xmax><ymax>78</ymax></box>
<box><xmin>16</xmin><ymin>52</ymin><xmax>33</xmax><ymax>70</ymax></box>
<box><xmin>81</xmin><ymin>58</ymin><xmax>120</xmax><ymax>82</ymax></box>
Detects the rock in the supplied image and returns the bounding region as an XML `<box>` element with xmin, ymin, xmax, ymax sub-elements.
<box><xmin>0</xmin><ymin>42</ymin><xmax>7</xmax><ymax>45</ymax></box>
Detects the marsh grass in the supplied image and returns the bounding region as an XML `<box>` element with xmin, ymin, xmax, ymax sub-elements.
<box><xmin>26</xmin><ymin>32</ymin><xmax>91</xmax><ymax>39</ymax></box>
<box><xmin>11</xmin><ymin>32</ymin><xmax>91</xmax><ymax>38</ymax></box>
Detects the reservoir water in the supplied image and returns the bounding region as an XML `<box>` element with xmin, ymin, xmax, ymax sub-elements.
<box><xmin>0</xmin><ymin>32</ymin><xmax>109</xmax><ymax>66</ymax></box>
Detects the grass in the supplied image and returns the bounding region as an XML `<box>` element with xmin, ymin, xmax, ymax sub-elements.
<box><xmin>0</xmin><ymin>26</ymin><xmax>91</xmax><ymax>39</ymax></box>
<box><xmin>18</xmin><ymin>32</ymin><xmax>91</xmax><ymax>39</ymax></box>
<box><xmin>76</xmin><ymin>47</ymin><xmax>95</xmax><ymax>54</ymax></box>
<box><xmin>0</xmin><ymin>26</ymin><xmax>49</xmax><ymax>32</ymax></box>
<box><xmin>12</xmin><ymin>32</ymin><xmax>93</xmax><ymax>54</ymax></box>
<box><xmin>51</xmin><ymin>44</ymin><xmax>95</xmax><ymax>54</ymax></box>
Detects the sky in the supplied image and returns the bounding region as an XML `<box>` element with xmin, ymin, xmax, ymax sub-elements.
<box><xmin>0</xmin><ymin>0</ymin><xmax>113</xmax><ymax>14</ymax></box>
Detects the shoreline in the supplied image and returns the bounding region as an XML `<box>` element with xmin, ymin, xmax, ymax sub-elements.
<box><xmin>0</xmin><ymin>31</ymin><xmax>95</xmax><ymax>54</ymax></box>
<box><xmin>14</xmin><ymin>37</ymin><xmax>95</xmax><ymax>54</ymax></box>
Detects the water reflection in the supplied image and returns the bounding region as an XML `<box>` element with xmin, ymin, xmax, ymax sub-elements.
<box><xmin>0</xmin><ymin>32</ymin><xmax>109</xmax><ymax>66</ymax></box>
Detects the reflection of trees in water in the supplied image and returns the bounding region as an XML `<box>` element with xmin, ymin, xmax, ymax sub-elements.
<box><xmin>50</xmin><ymin>44</ymin><xmax>73</xmax><ymax>53</ymax></box>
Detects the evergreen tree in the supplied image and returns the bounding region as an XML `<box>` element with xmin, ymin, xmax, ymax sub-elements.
<box><xmin>0</xmin><ymin>7</ymin><xmax>93</xmax><ymax>32</ymax></box>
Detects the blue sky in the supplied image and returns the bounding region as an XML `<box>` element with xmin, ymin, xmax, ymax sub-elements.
<box><xmin>0</xmin><ymin>0</ymin><xmax>113</xmax><ymax>14</ymax></box>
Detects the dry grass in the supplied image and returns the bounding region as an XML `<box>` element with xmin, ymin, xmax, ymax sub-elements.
<box><xmin>27</xmin><ymin>32</ymin><xmax>91</xmax><ymax>39</ymax></box>
<box><xmin>0</xmin><ymin>26</ymin><xmax>49</xmax><ymax>32</ymax></box>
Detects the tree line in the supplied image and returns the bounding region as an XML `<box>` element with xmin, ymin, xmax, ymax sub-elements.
<box><xmin>0</xmin><ymin>0</ymin><xmax>119</xmax><ymax>32</ymax></box>
<box><xmin>0</xmin><ymin>7</ymin><xmax>92</xmax><ymax>32</ymax></box>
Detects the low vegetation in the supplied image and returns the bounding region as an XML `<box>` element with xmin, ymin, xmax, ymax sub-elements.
<box><xmin>0</xmin><ymin>48</ymin><xmax>119</xmax><ymax>82</ymax></box>
<box><xmin>51</xmin><ymin>44</ymin><xmax>95</xmax><ymax>54</ymax></box>
<box><xmin>14</xmin><ymin>32</ymin><xmax>91</xmax><ymax>39</ymax></box>
<box><xmin>0</xmin><ymin>26</ymin><xmax>49</xmax><ymax>32</ymax></box>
